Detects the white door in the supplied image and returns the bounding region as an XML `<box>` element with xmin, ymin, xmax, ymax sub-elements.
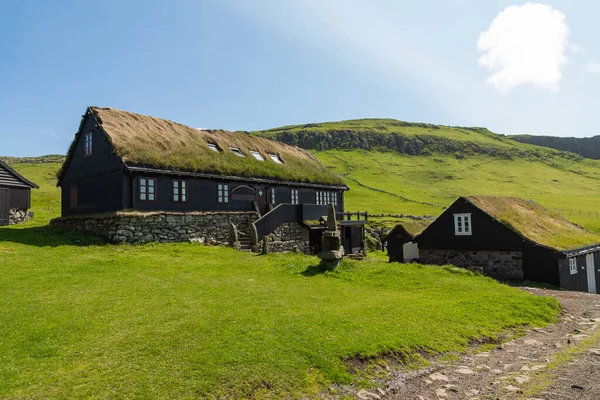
<box><xmin>586</xmin><ymin>254</ymin><xmax>596</xmax><ymax>294</ymax></box>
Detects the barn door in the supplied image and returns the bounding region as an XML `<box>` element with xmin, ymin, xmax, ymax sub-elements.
<box><xmin>587</xmin><ymin>254</ymin><xmax>597</xmax><ymax>294</ymax></box>
<box><xmin>0</xmin><ymin>188</ymin><xmax>8</xmax><ymax>226</ymax></box>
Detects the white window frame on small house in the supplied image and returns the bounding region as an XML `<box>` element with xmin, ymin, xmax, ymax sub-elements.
<box><xmin>569</xmin><ymin>258</ymin><xmax>578</xmax><ymax>275</ymax></box>
<box><xmin>454</xmin><ymin>213</ymin><xmax>472</xmax><ymax>236</ymax></box>
<box><xmin>229</xmin><ymin>147</ymin><xmax>246</xmax><ymax>157</ymax></box>
<box><xmin>139</xmin><ymin>177</ymin><xmax>156</xmax><ymax>202</ymax></box>
<box><xmin>268</xmin><ymin>153</ymin><xmax>283</xmax><ymax>164</ymax></box>
<box><xmin>250</xmin><ymin>151</ymin><xmax>265</xmax><ymax>161</ymax></box>
<box><xmin>207</xmin><ymin>143</ymin><xmax>220</xmax><ymax>152</ymax></box>
<box><xmin>270</xmin><ymin>188</ymin><xmax>276</xmax><ymax>205</ymax></box>
<box><xmin>172</xmin><ymin>180</ymin><xmax>187</xmax><ymax>203</ymax></box>
<box><xmin>84</xmin><ymin>132</ymin><xmax>93</xmax><ymax>156</ymax></box>
<box><xmin>218</xmin><ymin>183</ymin><xmax>229</xmax><ymax>203</ymax></box>
<box><xmin>291</xmin><ymin>189</ymin><xmax>299</xmax><ymax>205</ymax></box>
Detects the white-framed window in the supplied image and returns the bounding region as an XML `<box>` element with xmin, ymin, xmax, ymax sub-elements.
<box><xmin>291</xmin><ymin>189</ymin><xmax>299</xmax><ymax>205</ymax></box>
<box><xmin>207</xmin><ymin>143</ymin><xmax>220</xmax><ymax>152</ymax></box>
<box><xmin>270</xmin><ymin>188</ymin><xmax>276</xmax><ymax>204</ymax></box>
<box><xmin>250</xmin><ymin>151</ymin><xmax>265</xmax><ymax>161</ymax></box>
<box><xmin>172</xmin><ymin>180</ymin><xmax>187</xmax><ymax>203</ymax></box>
<box><xmin>268</xmin><ymin>153</ymin><xmax>283</xmax><ymax>164</ymax></box>
<box><xmin>332</xmin><ymin>192</ymin><xmax>338</xmax><ymax>206</ymax></box>
<box><xmin>139</xmin><ymin>178</ymin><xmax>156</xmax><ymax>201</ymax></box>
<box><xmin>218</xmin><ymin>183</ymin><xmax>229</xmax><ymax>203</ymax></box>
<box><xmin>229</xmin><ymin>147</ymin><xmax>245</xmax><ymax>157</ymax></box>
<box><xmin>569</xmin><ymin>258</ymin><xmax>578</xmax><ymax>275</ymax></box>
<box><xmin>84</xmin><ymin>132</ymin><xmax>93</xmax><ymax>156</ymax></box>
<box><xmin>454</xmin><ymin>213</ymin><xmax>472</xmax><ymax>235</ymax></box>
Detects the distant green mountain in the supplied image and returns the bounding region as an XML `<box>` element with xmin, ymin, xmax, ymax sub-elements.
<box><xmin>253</xmin><ymin>118</ymin><xmax>580</xmax><ymax>160</ymax></box>
<box><xmin>1</xmin><ymin>154</ymin><xmax>65</xmax><ymax>164</ymax></box>
<box><xmin>510</xmin><ymin>135</ymin><xmax>600</xmax><ymax>160</ymax></box>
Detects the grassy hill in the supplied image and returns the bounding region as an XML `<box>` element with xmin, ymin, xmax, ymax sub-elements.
<box><xmin>254</xmin><ymin>119</ymin><xmax>600</xmax><ymax>234</ymax></box>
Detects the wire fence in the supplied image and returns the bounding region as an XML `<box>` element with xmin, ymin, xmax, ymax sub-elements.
<box><xmin>548</xmin><ymin>209</ymin><xmax>600</xmax><ymax>218</ymax></box>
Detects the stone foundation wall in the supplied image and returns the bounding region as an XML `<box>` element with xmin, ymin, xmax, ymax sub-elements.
<box><xmin>265</xmin><ymin>222</ymin><xmax>311</xmax><ymax>254</ymax></box>
<box><xmin>9</xmin><ymin>209</ymin><xmax>31</xmax><ymax>225</ymax></box>
<box><xmin>420</xmin><ymin>249</ymin><xmax>523</xmax><ymax>281</ymax></box>
<box><xmin>51</xmin><ymin>211</ymin><xmax>258</xmax><ymax>244</ymax></box>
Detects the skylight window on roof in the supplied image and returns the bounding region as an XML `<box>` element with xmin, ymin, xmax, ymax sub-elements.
<box><xmin>268</xmin><ymin>153</ymin><xmax>283</xmax><ymax>164</ymax></box>
<box><xmin>229</xmin><ymin>147</ymin><xmax>246</xmax><ymax>157</ymax></box>
<box><xmin>250</xmin><ymin>151</ymin><xmax>265</xmax><ymax>161</ymax></box>
<box><xmin>207</xmin><ymin>143</ymin><xmax>220</xmax><ymax>152</ymax></box>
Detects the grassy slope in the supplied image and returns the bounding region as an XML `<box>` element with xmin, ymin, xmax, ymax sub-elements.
<box><xmin>0</xmin><ymin>162</ymin><xmax>561</xmax><ymax>398</ymax></box>
<box><xmin>257</xmin><ymin>118</ymin><xmax>519</xmax><ymax>148</ymax></box>
<box><xmin>317</xmin><ymin>150</ymin><xmax>600</xmax><ymax>234</ymax></box>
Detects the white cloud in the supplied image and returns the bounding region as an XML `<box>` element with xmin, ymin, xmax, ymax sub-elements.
<box><xmin>477</xmin><ymin>3</ymin><xmax>570</xmax><ymax>94</ymax></box>
<box><xmin>569</xmin><ymin>43</ymin><xmax>584</xmax><ymax>54</ymax></box>
<box><xmin>586</xmin><ymin>61</ymin><xmax>600</xmax><ymax>74</ymax></box>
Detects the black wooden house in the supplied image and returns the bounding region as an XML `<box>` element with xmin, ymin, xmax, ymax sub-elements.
<box><xmin>0</xmin><ymin>160</ymin><xmax>39</xmax><ymax>226</ymax></box>
<box><xmin>56</xmin><ymin>107</ymin><xmax>366</xmax><ymax>253</ymax></box>
<box><xmin>413</xmin><ymin>196</ymin><xmax>600</xmax><ymax>293</ymax></box>
<box><xmin>58</xmin><ymin>106</ymin><xmax>347</xmax><ymax>217</ymax></box>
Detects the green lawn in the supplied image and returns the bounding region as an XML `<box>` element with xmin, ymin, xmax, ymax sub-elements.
<box><xmin>0</xmin><ymin>161</ymin><xmax>564</xmax><ymax>398</ymax></box>
<box><xmin>0</xmin><ymin>228</ymin><xmax>560</xmax><ymax>398</ymax></box>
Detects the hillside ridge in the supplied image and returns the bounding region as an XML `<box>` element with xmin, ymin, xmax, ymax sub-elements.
<box><xmin>252</xmin><ymin>118</ymin><xmax>581</xmax><ymax>160</ymax></box>
<box><xmin>510</xmin><ymin>134</ymin><xmax>600</xmax><ymax>160</ymax></box>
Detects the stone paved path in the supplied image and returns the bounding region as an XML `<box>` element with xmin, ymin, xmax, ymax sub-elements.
<box><xmin>350</xmin><ymin>288</ymin><xmax>600</xmax><ymax>400</ymax></box>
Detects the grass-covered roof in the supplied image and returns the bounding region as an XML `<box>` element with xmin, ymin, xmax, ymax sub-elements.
<box><xmin>467</xmin><ymin>196</ymin><xmax>600</xmax><ymax>251</ymax></box>
<box><xmin>89</xmin><ymin>107</ymin><xmax>345</xmax><ymax>186</ymax></box>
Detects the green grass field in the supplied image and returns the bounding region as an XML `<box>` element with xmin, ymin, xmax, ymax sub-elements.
<box><xmin>0</xmin><ymin>231</ymin><xmax>560</xmax><ymax>398</ymax></box>
<box><xmin>317</xmin><ymin>150</ymin><xmax>600</xmax><ymax>233</ymax></box>
<box><xmin>0</xmin><ymin>160</ymin><xmax>565</xmax><ymax>398</ymax></box>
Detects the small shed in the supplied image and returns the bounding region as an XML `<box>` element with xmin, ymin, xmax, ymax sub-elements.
<box><xmin>414</xmin><ymin>196</ymin><xmax>600</xmax><ymax>293</ymax></box>
<box><xmin>387</xmin><ymin>224</ymin><xmax>415</xmax><ymax>262</ymax></box>
<box><xmin>0</xmin><ymin>160</ymin><xmax>39</xmax><ymax>226</ymax></box>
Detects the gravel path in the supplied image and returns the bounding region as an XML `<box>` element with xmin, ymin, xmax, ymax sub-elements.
<box><xmin>351</xmin><ymin>288</ymin><xmax>600</xmax><ymax>400</ymax></box>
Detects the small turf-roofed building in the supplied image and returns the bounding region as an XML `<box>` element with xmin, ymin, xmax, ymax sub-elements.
<box><xmin>54</xmin><ymin>106</ymin><xmax>359</xmax><ymax>252</ymax></box>
<box><xmin>0</xmin><ymin>159</ymin><xmax>39</xmax><ymax>226</ymax></box>
<box><xmin>414</xmin><ymin>196</ymin><xmax>600</xmax><ymax>293</ymax></box>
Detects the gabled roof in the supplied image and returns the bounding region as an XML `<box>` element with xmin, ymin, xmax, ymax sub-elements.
<box><xmin>0</xmin><ymin>159</ymin><xmax>39</xmax><ymax>189</ymax></box>
<box><xmin>59</xmin><ymin>106</ymin><xmax>346</xmax><ymax>187</ymax></box>
<box><xmin>464</xmin><ymin>196</ymin><xmax>600</xmax><ymax>251</ymax></box>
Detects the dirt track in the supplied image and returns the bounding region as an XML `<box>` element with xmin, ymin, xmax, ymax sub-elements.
<box><xmin>350</xmin><ymin>289</ymin><xmax>600</xmax><ymax>400</ymax></box>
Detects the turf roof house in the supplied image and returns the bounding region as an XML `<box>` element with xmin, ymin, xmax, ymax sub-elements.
<box><xmin>0</xmin><ymin>160</ymin><xmax>39</xmax><ymax>226</ymax></box>
<box><xmin>55</xmin><ymin>107</ymin><xmax>350</xmax><ymax>250</ymax></box>
<box><xmin>414</xmin><ymin>196</ymin><xmax>600</xmax><ymax>294</ymax></box>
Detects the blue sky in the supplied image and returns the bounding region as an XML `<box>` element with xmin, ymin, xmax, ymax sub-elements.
<box><xmin>1</xmin><ymin>0</ymin><xmax>599</xmax><ymax>157</ymax></box>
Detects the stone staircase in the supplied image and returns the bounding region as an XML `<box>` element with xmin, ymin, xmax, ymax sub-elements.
<box><xmin>238</xmin><ymin>231</ymin><xmax>253</xmax><ymax>252</ymax></box>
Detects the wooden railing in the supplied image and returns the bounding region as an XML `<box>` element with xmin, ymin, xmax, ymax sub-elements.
<box><xmin>337</xmin><ymin>211</ymin><xmax>368</xmax><ymax>221</ymax></box>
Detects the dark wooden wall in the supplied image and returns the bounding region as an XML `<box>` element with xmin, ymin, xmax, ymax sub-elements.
<box><xmin>522</xmin><ymin>243</ymin><xmax>560</xmax><ymax>286</ymax></box>
<box><xmin>62</xmin><ymin>170</ymin><xmax>124</xmax><ymax>216</ymax></box>
<box><xmin>127</xmin><ymin>172</ymin><xmax>344</xmax><ymax>214</ymax></box>
<box><xmin>61</xmin><ymin>113</ymin><xmax>125</xmax><ymax>183</ymax></box>
<box><xmin>416</xmin><ymin>198</ymin><xmax>524</xmax><ymax>251</ymax></box>
<box><xmin>559</xmin><ymin>251</ymin><xmax>600</xmax><ymax>294</ymax></box>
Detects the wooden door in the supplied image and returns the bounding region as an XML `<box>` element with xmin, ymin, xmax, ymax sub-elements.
<box><xmin>0</xmin><ymin>188</ymin><xmax>8</xmax><ymax>226</ymax></box>
<box><xmin>255</xmin><ymin>185</ymin><xmax>268</xmax><ymax>215</ymax></box>
<box><xmin>587</xmin><ymin>253</ymin><xmax>597</xmax><ymax>294</ymax></box>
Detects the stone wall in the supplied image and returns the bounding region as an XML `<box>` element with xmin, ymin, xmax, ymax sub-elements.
<box><xmin>265</xmin><ymin>222</ymin><xmax>311</xmax><ymax>254</ymax></box>
<box><xmin>9</xmin><ymin>209</ymin><xmax>31</xmax><ymax>225</ymax></box>
<box><xmin>420</xmin><ymin>249</ymin><xmax>524</xmax><ymax>281</ymax></box>
<box><xmin>50</xmin><ymin>211</ymin><xmax>258</xmax><ymax>244</ymax></box>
